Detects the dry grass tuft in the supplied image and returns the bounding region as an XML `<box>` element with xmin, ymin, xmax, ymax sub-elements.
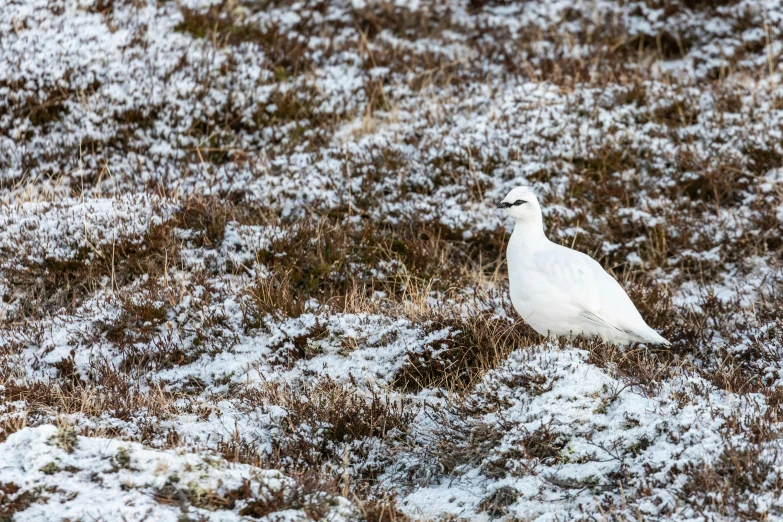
<box><xmin>393</xmin><ymin>312</ymin><xmax>533</xmax><ymax>393</ymax></box>
<box><xmin>259</xmin><ymin>379</ymin><xmax>413</xmax><ymax>472</ymax></box>
<box><xmin>2</xmin><ymin>371</ymin><xmax>179</xmax><ymax>444</ymax></box>
<box><xmin>242</xmin><ymin>217</ymin><xmax>505</xmax><ymax>325</ymax></box>
<box><xmin>4</xmin><ymin>219</ymin><xmax>177</xmax><ymax>321</ymax></box>
<box><xmin>175</xmin><ymin>1</ymin><xmax>314</xmax><ymax>76</ymax></box>
<box><xmin>678</xmin><ymin>441</ymin><xmax>782</xmax><ymax>520</ymax></box>
<box><xmin>0</xmin><ymin>482</ymin><xmax>38</xmax><ymax>520</ymax></box>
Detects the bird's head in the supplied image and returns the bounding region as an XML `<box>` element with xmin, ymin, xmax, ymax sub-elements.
<box><xmin>497</xmin><ymin>186</ymin><xmax>542</xmax><ymax>224</ymax></box>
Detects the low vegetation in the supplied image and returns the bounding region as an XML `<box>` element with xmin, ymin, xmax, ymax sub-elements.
<box><xmin>0</xmin><ymin>0</ymin><xmax>782</xmax><ymax>519</ymax></box>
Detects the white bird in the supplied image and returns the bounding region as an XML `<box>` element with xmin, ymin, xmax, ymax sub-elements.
<box><xmin>498</xmin><ymin>186</ymin><xmax>670</xmax><ymax>345</ymax></box>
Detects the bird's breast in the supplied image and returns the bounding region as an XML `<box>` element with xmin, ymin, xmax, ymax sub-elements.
<box><xmin>507</xmin><ymin>257</ymin><xmax>536</xmax><ymax>314</ymax></box>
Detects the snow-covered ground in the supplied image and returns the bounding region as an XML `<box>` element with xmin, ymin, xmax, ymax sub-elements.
<box><xmin>1</xmin><ymin>0</ymin><xmax>783</xmax><ymax>520</ymax></box>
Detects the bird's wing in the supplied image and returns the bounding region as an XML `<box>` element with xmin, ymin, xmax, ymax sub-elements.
<box><xmin>531</xmin><ymin>245</ymin><xmax>641</xmax><ymax>329</ymax></box>
<box><xmin>527</xmin><ymin>244</ymin><xmax>664</xmax><ymax>343</ymax></box>
<box><xmin>530</xmin><ymin>246</ymin><xmax>603</xmax><ymax>315</ymax></box>
<box><xmin>579</xmin><ymin>309</ymin><xmax>625</xmax><ymax>332</ymax></box>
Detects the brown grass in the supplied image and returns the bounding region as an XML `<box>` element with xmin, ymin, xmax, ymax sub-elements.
<box><xmin>678</xmin><ymin>441</ymin><xmax>782</xmax><ymax>520</ymax></box>
<box><xmin>3</xmin><ymin>218</ymin><xmax>177</xmax><ymax>322</ymax></box>
<box><xmin>241</xmin><ymin>216</ymin><xmax>505</xmax><ymax>325</ymax></box>
<box><xmin>393</xmin><ymin>311</ymin><xmax>533</xmax><ymax>393</ymax></box>
<box><xmin>175</xmin><ymin>1</ymin><xmax>314</xmax><ymax>77</ymax></box>
<box><xmin>1</xmin><ymin>368</ymin><xmax>179</xmax><ymax>444</ymax></box>
<box><xmin>229</xmin><ymin>379</ymin><xmax>414</xmax><ymax>473</ymax></box>
<box><xmin>0</xmin><ymin>482</ymin><xmax>38</xmax><ymax>520</ymax></box>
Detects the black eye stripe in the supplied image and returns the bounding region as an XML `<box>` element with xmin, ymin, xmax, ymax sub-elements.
<box><xmin>497</xmin><ymin>199</ymin><xmax>529</xmax><ymax>209</ymax></box>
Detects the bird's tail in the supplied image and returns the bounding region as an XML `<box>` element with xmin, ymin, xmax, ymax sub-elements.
<box><xmin>637</xmin><ymin>326</ymin><xmax>671</xmax><ymax>346</ymax></box>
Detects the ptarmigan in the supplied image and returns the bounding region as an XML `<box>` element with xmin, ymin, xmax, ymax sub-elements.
<box><xmin>498</xmin><ymin>186</ymin><xmax>670</xmax><ymax>345</ymax></box>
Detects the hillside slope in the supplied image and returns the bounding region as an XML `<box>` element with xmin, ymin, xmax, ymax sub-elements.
<box><xmin>1</xmin><ymin>0</ymin><xmax>783</xmax><ymax>520</ymax></box>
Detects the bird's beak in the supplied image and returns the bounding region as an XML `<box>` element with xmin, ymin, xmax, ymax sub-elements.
<box><xmin>497</xmin><ymin>201</ymin><xmax>512</xmax><ymax>209</ymax></box>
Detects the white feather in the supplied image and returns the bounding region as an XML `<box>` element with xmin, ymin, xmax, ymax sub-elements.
<box><xmin>499</xmin><ymin>186</ymin><xmax>670</xmax><ymax>346</ymax></box>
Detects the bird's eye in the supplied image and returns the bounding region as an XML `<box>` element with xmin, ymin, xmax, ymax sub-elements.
<box><xmin>513</xmin><ymin>199</ymin><xmax>526</xmax><ymax>206</ymax></box>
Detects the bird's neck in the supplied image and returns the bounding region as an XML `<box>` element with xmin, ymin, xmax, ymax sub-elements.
<box><xmin>511</xmin><ymin>220</ymin><xmax>548</xmax><ymax>248</ymax></box>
